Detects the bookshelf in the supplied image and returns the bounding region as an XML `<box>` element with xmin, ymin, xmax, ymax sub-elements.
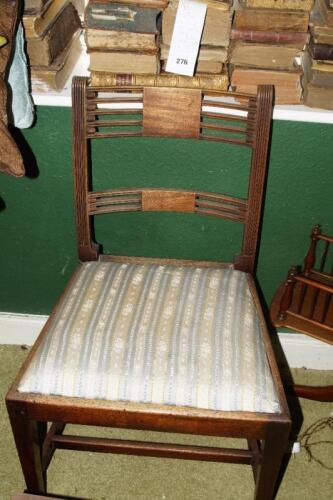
<box><xmin>31</xmin><ymin>39</ymin><xmax>333</xmax><ymax>124</ymax></box>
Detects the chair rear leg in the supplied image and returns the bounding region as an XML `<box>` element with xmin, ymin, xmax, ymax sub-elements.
<box><xmin>6</xmin><ymin>399</ymin><xmax>46</xmax><ymax>494</ymax></box>
<box><xmin>254</xmin><ymin>422</ymin><xmax>290</xmax><ymax>500</ymax></box>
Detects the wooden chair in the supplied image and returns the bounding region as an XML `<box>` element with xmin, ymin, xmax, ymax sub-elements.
<box><xmin>6</xmin><ymin>77</ymin><xmax>290</xmax><ymax>500</ymax></box>
<box><xmin>271</xmin><ymin>224</ymin><xmax>333</xmax><ymax>402</ymax></box>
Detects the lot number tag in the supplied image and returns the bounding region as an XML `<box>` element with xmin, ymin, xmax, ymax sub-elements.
<box><xmin>165</xmin><ymin>0</ymin><xmax>207</xmax><ymax>77</ymax></box>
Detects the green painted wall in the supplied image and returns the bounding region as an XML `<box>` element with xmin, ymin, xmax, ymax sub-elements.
<box><xmin>0</xmin><ymin>106</ymin><xmax>332</xmax><ymax>315</ymax></box>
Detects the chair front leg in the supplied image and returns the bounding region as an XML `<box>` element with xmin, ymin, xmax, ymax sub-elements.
<box><xmin>6</xmin><ymin>399</ymin><xmax>46</xmax><ymax>494</ymax></box>
<box><xmin>254</xmin><ymin>422</ymin><xmax>290</xmax><ymax>500</ymax></box>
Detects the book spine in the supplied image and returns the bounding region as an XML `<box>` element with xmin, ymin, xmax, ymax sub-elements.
<box><xmin>90</xmin><ymin>72</ymin><xmax>229</xmax><ymax>90</ymax></box>
<box><xmin>85</xmin><ymin>30</ymin><xmax>158</xmax><ymax>51</ymax></box>
<box><xmin>317</xmin><ymin>0</ymin><xmax>333</xmax><ymax>25</ymax></box>
<box><xmin>27</xmin><ymin>4</ymin><xmax>81</xmax><ymax>66</ymax></box>
<box><xmin>89</xmin><ymin>0</ymin><xmax>168</xmax><ymax>8</ymax></box>
<box><xmin>309</xmin><ymin>40</ymin><xmax>333</xmax><ymax>60</ymax></box>
<box><xmin>234</xmin><ymin>11</ymin><xmax>309</xmax><ymax>33</ymax></box>
<box><xmin>87</xmin><ymin>47</ymin><xmax>159</xmax><ymax>54</ymax></box>
<box><xmin>240</xmin><ymin>0</ymin><xmax>314</xmax><ymax>10</ymax></box>
<box><xmin>85</xmin><ymin>4</ymin><xmax>161</xmax><ymax>33</ymax></box>
<box><xmin>231</xmin><ymin>29</ymin><xmax>309</xmax><ymax>45</ymax></box>
<box><xmin>24</xmin><ymin>0</ymin><xmax>52</xmax><ymax>15</ymax></box>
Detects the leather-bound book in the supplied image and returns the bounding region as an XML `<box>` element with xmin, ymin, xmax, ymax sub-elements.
<box><xmin>24</xmin><ymin>0</ymin><xmax>52</xmax><ymax>14</ymax></box>
<box><xmin>231</xmin><ymin>29</ymin><xmax>309</xmax><ymax>47</ymax></box>
<box><xmin>309</xmin><ymin>37</ymin><xmax>333</xmax><ymax>59</ymax></box>
<box><xmin>31</xmin><ymin>31</ymin><xmax>82</xmax><ymax>92</ymax></box>
<box><xmin>84</xmin><ymin>28</ymin><xmax>158</xmax><ymax>52</ymax></box>
<box><xmin>84</xmin><ymin>1</ymin><xmax>162</xmax><ymax>33</ymax></box>
<box><xmin>316</xmin><ymin>0</ymin><xmax>333</xmax><ymax>26</ymax></box>
<box><xmin>89</xmin><ymin>51</ymin><xmax>161</xmax><ymax>74</ymax></box>
<box><xmin>310</xmin><ymin>0</ymin><xmax>333</xmax><ymax>43</ymax></box>
<box><xmin>312</xmin><ymin>26</ymin><xmax>333</xmax><ymax>43</ymax></box>
<box><xmin>27</xmin><ymin>3</ymin><xmax>81</xmax><ymax>66</ymax></box>
<box><xmin>88</xmin><ymin>0</ymin><xmax>169</xmax><ymax>7</ymax></box>
<box><xmin>302</xmin><ymin>49</ymin><xmax>333</xmax><ymax>86</ymax></box>
<box><xmin>90</xmin><ymin>71</ymin><xmax>229</xmax><ymax>90</ymax></box>
<box><xmin>230</xmin><ymin>42</ymin><xmax>302</xmax><ymax>70</ymax></box>
<box><xmin>230</xmin><ymin>66</ymin><xmax>302</xmax><ymax>104</ymax></box>
<box><xmin>311</xmin><ymin>24</ymin><xmax>333</xmax><ymax>44</ymax></box>
<box><xmin>23</xmin><ymin>0</ymin><xmax>69</xmax><ymax>39</ymax></box>
<box><xmin>304</xmin><ymin>83</ymin><xmax>333</xmax><ymax>108</ymax></box>
<box><xmin>233</xmin><ymin>5</ymin><xmax>309</xmax><ymax>32</ymax></box>
<box><xmin>239</xmin><ymin>0</ymin><xmax>314</xmax><ymax>10</ymax></box>
<box><xmin>85</xmin><ymin>29</ymin><xmax>158</xmax><ymax>51</ymax></box>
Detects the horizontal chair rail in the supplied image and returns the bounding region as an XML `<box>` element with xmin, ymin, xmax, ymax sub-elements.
<box><xmin>201</xmin><ymin>123</ymin><xmax>247</xmax><ymax>134</ymax></box>
<box><xmin>87</xmin><ymin>189</ymin><xmax>248</xmax><ymax>221</ymax></box>
<box><xmin>195</xmin><ymin>200</ymin><xmax>246</xmax><ymax>213</ymax></box>
<box><xmin>89</xmin><ymin>86</ymin><xmax>253</xmax><ymax>99</ymax></box>
<box><xmin>203</xmin><ymin>101</ymin><xmax>249</xmax><ymax>112</ymax></box>
<box><xmin>195</xmin><ymin>209</ymin><xmax>245</xmax><ymax>223</ymax></box>
<box><xmin>200</xmin><ymin>111</ymin><xmax>249</xmax><ymax>127</ymax></box>
<box><xmin>203</xmin><ymin>90</ymin><xmax>253</xmax><ymax>99</ymax></box>
<box><xmin>88</xmin><ymin>132</ymin><xmax>142</xmax><ymax>139</ymax></box>
<box><xmin>89</xmin><ymin>120</ymin><xmax>143</xmax><ymax>127</ymax></box>
<box><xmin>91</xmin><ymin>205</ymin><xmax>141</xmax><ymax>214</ymax></box>
<box><xmin>87</xmin><ymin>109</ymin><xmax>143</xmax><ymax>116</ymax></box>
<box><xmin>89</xmin><ymin>97</ymin><xmax>143</xmax><ymax>104</ymax></box>
<box><xmin>52</xmin><ymin>434</ymin><xmax>255</xmax><ymax>465</ymax></box>
<box><xmin>200</xmin><ymin>112</ymin><xmax>249</xmax><ymax>123</ymax></box>
<box><xmin>90</xmin><ymin>196</ymin><xmax>141</xmax><ymax>207</ymax></box>
<box><xmin>200</xmin><ymin>135</ymin><xmax>250</xmax><ymax>146</ymax></box>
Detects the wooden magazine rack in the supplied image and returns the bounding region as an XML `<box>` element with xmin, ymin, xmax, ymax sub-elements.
<box><xmin>271</xmin><ymin>224</ymin><xmax>333</xmax><ymax>401</ymax></box>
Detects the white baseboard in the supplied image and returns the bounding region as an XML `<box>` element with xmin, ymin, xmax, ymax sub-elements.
<box><xmin>0</xmin><ymin>312</ymin><xmax>48</xmax><ymax>346</ymax></box>
<box><xmin>273</xmin><ymin>332</ymin><xmax>333</xmax><ymax>370</ymax></box>
<box><xmin>0</xmin><ymin>312</ymin><xmax>332</xmax><ymax>370</ymax></box>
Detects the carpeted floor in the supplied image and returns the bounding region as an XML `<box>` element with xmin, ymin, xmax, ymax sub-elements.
<box><xmin>0</xmin><ymin>344</ymin><xmax>332</xmax><ymax>500</ymax></box>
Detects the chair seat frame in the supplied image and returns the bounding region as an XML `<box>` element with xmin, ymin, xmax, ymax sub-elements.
<box><xmin>6</xmin><ymin>79</ymin><xmax>291</xmax><ymax>500</ymax></box>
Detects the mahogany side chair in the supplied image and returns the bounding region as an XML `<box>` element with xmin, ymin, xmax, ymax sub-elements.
<box><xmin>6</xmin><ymin>77</ymin><xmax>290</xmax><ymax>500</ymax></box>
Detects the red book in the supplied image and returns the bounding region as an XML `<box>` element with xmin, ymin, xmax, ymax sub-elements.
<box><xmin>231</xmin><ymin>28</ymin><xmax>309</xmax><ymax>46</ymax></box>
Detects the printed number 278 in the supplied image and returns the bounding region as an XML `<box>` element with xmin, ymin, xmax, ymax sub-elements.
<box><xmin>176</xmin><ymin>58</ymin><xmax>188</xmax><ymax>65</ymax></box>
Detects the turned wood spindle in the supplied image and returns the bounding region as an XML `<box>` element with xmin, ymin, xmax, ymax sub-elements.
<box><xmin>303</xmin><ymin>224</ymin><xmax>321</xmax><ymax>276</ymax></box>
<box><xmin>278</xmin><ymin>266</ymin><xmax>298</xmax><ymax>321</ymax></box>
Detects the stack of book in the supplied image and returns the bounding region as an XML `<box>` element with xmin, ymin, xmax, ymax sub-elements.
<box><xmin>161</xmin><ymin>0</ymin><xmax>232</xmax><ymax>89</ymax></box>
<box><xmin>303</xmin><ymin>0</ymin><xmax>333</xmax><ymax>108</ymax></box>
<box><xmin>85</xmin><ymin>0</ymin><xmax>166</xmax><ymax>81</ymax></box>
<box><xmin>23</xmin><ymin>0</ymin><xmax>82</xmax><ymax>92</ymax></box>
<box><xmin>230</xmin><ymin>0</ymin><xmax>312</xmax><ymax>104</ymax></box>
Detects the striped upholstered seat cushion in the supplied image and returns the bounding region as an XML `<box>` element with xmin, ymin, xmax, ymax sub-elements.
<box><xmin>18</xmin><ymin>261</ymin><xmax>280</xmax><ymax>413</ymax></box>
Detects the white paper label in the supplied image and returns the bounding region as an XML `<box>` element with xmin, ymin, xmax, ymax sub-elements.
<box><xmin>165</xmin><ymin>0</ymin><xmax>207</xmax><ymax>77</ymax></box>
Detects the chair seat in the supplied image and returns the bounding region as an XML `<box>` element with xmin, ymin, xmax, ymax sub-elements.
<box><xmin>18</xmin><ymin>261</ymin><xmax>280</xmax><ymax>413</ymax></box>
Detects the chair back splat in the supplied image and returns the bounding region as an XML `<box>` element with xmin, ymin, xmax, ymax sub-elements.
<box><xmin>72</xmin><ymin>77</ymin><xmax>273</xmax><ymax>274</ymax></box>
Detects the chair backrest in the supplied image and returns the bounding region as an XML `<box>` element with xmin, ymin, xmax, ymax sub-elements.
<box><xmin>72</xmin><ymin>76</ymin><xmax>273</xmax><ymax>274</ymax></box>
